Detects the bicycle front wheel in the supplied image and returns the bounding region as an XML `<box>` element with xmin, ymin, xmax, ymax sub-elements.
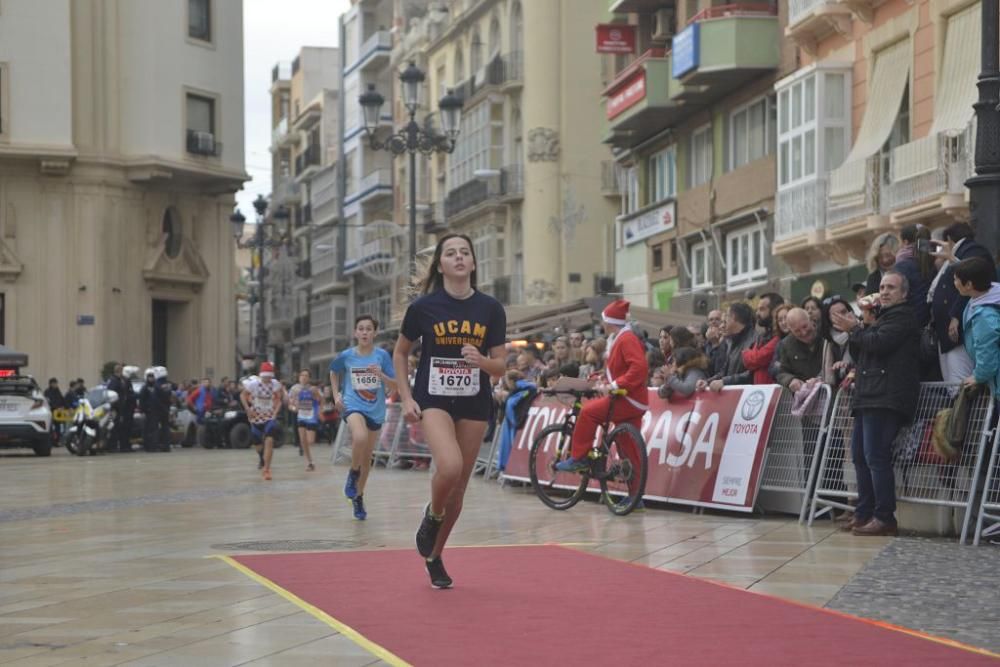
<box><xmin>528</xmin><ymin>423</ymin><xmax>590</xmax><ymax>510</ymax></box>
<box><xmin>599</xmin><ymin>423</ymin><xmax>648</xmax><ymax>516</ymax></box>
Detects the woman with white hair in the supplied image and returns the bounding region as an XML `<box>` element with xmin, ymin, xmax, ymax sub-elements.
<box><xmin>865</xmin><ymin>232</ymin><xmax>900</xmax><ymax>297</ymax></box>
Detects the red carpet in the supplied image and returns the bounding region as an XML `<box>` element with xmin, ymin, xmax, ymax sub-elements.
<box><xmin>227</xmin><ymin>546</ymin><xmax>996</xmax><ymax>666</ymax></box>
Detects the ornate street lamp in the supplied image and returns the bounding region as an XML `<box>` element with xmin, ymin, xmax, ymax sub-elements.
<box><xmin>359</xmin><ymin>61</ymin><xmax>465</xmax><ymax>277</ymax></box>
<box><xmin>231</xmin><ymin>196</ymin><xmax>291</xmax><ymax>362</ymax></box>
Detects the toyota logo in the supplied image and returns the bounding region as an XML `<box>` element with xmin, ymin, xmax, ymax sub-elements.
<box><xmin>610</xmin><ymin>29</ymin><xmax>622</xmax><ymax>40</ymax></box>
<box><xmin>741</xmin><ymin>390</ymin><xmax>766</xmax><ymax>421</ymax></box>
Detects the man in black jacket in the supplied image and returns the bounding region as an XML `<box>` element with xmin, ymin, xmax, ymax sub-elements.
<box><xmin>832</xmin><ymin>270</ymin><xmax>920</xmax><ymax>537</ymax></box>
<box><xmin>44</xmin><ymin>378</ymin><xmax>65</xmax><ymax>439</ymax></box>
<box><xmin>930</xmin><ymin>222</ymin><xmax>996</xmax><ymax>383</ymax></box>
<box><xmin>106</xmin><ymin>364</ymin><xmax>133</xmax><ymax>453</ymax></box>
<box><xmin>139</xmin><ymin>369</ymin><xmax>172</xmax><ymax>452</ymax></box>
<box><xmin>699</xmin><ymin>302</ymin><xmax>756</xmax><ymax>392</ymax></box>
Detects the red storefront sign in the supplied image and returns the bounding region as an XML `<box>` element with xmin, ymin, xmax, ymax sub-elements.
<box><xmin>504</xmin><ymin>386</ymin><xmax>781</xmax><ymax>512</ymax></box>
<box><xmin>606</xmin><ymin>69</ymin><xmax>646</xmax><ymax>119</ymax></box>
<box><xmin>596</xmin><ymin>23</ymin><xmax>636</xmax><ymax>54</ymax></box>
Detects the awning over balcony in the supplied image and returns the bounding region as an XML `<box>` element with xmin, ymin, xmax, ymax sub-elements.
<box><xmin>930</xmin><ymin>2</ymin><xmax>980</xmax><ymax>135</ymax></box>
<box><xmin>828</xmin><ymin>39</ymin><xmax>910</xmax><ymax>198</ymax></box>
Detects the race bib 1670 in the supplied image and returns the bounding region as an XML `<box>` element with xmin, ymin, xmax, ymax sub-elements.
<box><xmin>428</xmin><ymin>357</ymin><xmax>480</xmax><ymax>397</ymax></box>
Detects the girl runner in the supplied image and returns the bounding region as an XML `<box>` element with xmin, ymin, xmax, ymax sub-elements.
<box><xmin>288</xmin><ymin>370</ymin><xmax>322</xmax><ymax>472</ymax></box>
<box><xmin>394</xmin><ymin>234</ymin><xmax>507</xmax><ymax>589</ymax></box>
<box><xmin>329</xmin><ymin>315</ymin><xmax>397</xmax><ymax>520</ymax></box>
<box><xmin>240</xmin><ymin>362</ymin><xmax>286</xmax><ymax>481</ymax></box>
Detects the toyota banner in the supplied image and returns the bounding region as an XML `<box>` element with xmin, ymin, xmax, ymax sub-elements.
<box><xmin>503</xmin><ymin>386</ymin><xmax>782</xmax><ymax>513</ymax></box>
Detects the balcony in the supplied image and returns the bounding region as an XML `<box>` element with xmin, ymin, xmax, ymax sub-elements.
<box><xmin>271</xmin><ymin>117</ymin><xmax>298</xmax><ymax>149</ymax></box>
<box><xmin>465</xmin><ymin>52</ymin><xmax>524</xmax><ymax>100</ymax></box>
<box><xmin>186</xmin><ymin>130</ymin><xmax>221</xmax><ymax>157</ymax></box>
<box><xmin>609</xmin><ymin>0</ymin><xmax>673</xmax><ymax>12</ymax></box>
<box><xmin>823</xmin><ymin>155</ymin><xmax>888</xmax><ymax>258</ymax></box>
<box><xmin>444</xmin><ymin>164</ymin><xmax>523</xmax><ymax>219</ymax></box>
<box><xmin>346</xmin><ymin>168</ymin><xmax>393</xmax><ymax>207</ymax></box>
<box><xmin>786</xmin><ymin>0</ymin><xmax>852</xmax><ymax>54</ymax></box>
<box><xmin>772</xmin><ymin>179</ymin><xmax>836</xmax><ymax>268</ymax></box>
<box><xmin>601</xmin><ymin>161</ymin><xmax>621</xmax><ymax>197</ymax></box>
<box><xmin>271</xmin><ymin>62</ymin><xmax>292</xmax><ymax>84</ymax></box>
<box><xmin>272</xmin><ymin>177</ymin><xmax>301</xmax><ymax>206</ymax></box>
<box><xmin>602</xmin><ymin>49</ymin><xmax>685</xmax><ymax>148</ymax></box>
<box><xmin>294</xmin><ymin>144</ymin><xmax>321</xmax><ymax>180</ymax></box>
<box><xmin>841</xmin><ymin>0</ymin><xmax>878</xmax><ymax>23</ymax></box>
<box><xmin>347</xmin><ymin>30</ymin><xmax>392</xmax><ymax>76</ymax></box>
<box><xmin>775</xmin><ymin>178</ymin><xmax>827</xmax><ymax>242</ymax></box>
<box><xmin>291</xmin><ymin>103</ymin><xmax>322</xmax><ymax>132</ymax></box>
<box><xmin>884</xmin><ymin>125</ymin><xmax>972</xmax><ymax>226</ymax></box>
<box><xmin>309</xmin><ymin>163</ymin><xmax>339</xmax><ymax>224</ymax></box>
<box><xmin>293</xmin><ymin>314</ymin><xmax>311</xmax><ymax>340</ymax></box>
<box><xmin>671</xmin><ymin>4</ymin><xmax>779</xmax><ymax>103</ymax></box>
<box><xmin>311</xmin><ymin>232</ymin><xmax>350</xmax><ymax>295</ymax></box>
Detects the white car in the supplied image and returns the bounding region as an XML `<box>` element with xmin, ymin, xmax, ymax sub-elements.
<box><xmin>0</xmin><ymin>347</ymin><xmax>53</xmax><ymax>456</ymax></box>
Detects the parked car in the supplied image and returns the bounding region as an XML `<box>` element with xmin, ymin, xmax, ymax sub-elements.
<box><xmin>0</xmin><ymin>345</ymin><xmax>53</xmax><ymax>456</ymax></box>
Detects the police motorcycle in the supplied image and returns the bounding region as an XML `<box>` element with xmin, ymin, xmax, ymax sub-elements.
<box><xmin>64</xmin><ymin>387</ymin><xmax>119</xmax><ymax>456</ymax></box>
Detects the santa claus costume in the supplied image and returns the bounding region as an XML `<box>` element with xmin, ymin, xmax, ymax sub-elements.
<box><xmin>557</xmin><ymin>299</ymin><xmax>648</xmax><ymax>493</ymax></box>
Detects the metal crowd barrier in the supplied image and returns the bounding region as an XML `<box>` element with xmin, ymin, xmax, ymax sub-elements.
<box><xmin>808</xmin><ymin>382</ymin><xmax>995</xmax><ymax>544</ymax></box>
<box><xmin>329</xmin><ymin>419</ymin><xmax>351</xmax><ymax>465</ymax></box>
<box><xmin>973</xmin><ymin>427</ymin><xmax>1000</xmax><ymax>546</ymax></box>
<box><xmin>474</xmin><ymin>424</ymin><xmax>503</xmax><ymax>479</ymax></box>
<box><xmin>757</xmin><ymin>384</ymin><xmax>833</xmax><ymax>522</ymax></box>
<box><xmin>330</xmin><ymin>403</ymin><xmax>410</xmax><ymax>468</ymax></box>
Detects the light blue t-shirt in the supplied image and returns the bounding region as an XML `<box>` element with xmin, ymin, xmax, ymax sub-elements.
<box><xmin>329</xmin><ymin>347</ymin><xmax>395</xmax><ymax>423</ymax></box>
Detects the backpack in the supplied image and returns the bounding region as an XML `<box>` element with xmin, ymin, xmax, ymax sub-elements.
<box><xmin>511</xmin><ymin>385</ymin><xmax>539</xmax><ymax>429</ymax></box>
<box><xmin>931</xmin><ymin>383</ymin><xmax>983</xmax><ymax>462</ymax></box>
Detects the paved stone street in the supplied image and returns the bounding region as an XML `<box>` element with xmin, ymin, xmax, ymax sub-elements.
<box><xmin>828</xmin><ymin>537</ymin><xmax>1000</xmax><ymax>653</ymax></box>
<box><xmin>0</xmin><ymin>446</ymin><xmax>997</xmax><ymax>665</ymax></box>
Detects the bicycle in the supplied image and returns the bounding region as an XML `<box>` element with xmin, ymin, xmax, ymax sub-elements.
<box><xmin>528</xmin><ymin>387</ymin><xmax>648</xmax><ymax>516</ymax></box>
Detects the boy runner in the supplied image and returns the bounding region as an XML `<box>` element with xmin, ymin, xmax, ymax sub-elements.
<box><xmin>330</xmin><ymin>315</ymin><xmax>397</xmax><ymax>520</ymax></box>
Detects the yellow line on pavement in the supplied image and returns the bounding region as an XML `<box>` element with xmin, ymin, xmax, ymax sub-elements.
<box><xmin>213</xmin><ymin>554</ymin><xmax>411</xmax><ymax>667</ymax></box>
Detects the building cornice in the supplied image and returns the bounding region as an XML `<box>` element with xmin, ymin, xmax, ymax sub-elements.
<box><xmin>71</xmin><ymin>154</ymin><xmax>250</xmax><ymax>191</ymax></box>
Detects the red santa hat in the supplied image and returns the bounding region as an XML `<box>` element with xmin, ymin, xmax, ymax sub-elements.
<box><xmin>259</xmin><ymin>361</ymin><xmax>275</xmax><ymax>377</ymax></box>
<box><xmin>602</xmin><ymin>299</ymin><xmax>630</xmax><ymax>326</ymax></box>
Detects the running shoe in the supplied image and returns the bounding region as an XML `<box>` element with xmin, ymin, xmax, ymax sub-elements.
<box><xmin>424</xmin><ymin>556</ymin><xmax>452</xmax><ymax>589</ymax></box>
<box><xmin>262</xmin><ymin>469</ymin><xmax>272</xmax><ymax>481</ymax></box>
<box><xmin>415</xmin><ymin>503</ymin><xmax>444</xmax><ymax>558</ymax></box>
<box><xmin>306</xmin><ymin>463</ymin><xmax>315</xmax><ymax>472</ymax></box>
<box><xmin>344</xmin><ymin>468</ymin><xmax>360</xmax><ymax>499</ymax></box>
<box><xmin>352</xmin><ymin>495</ymin><xmax>367</xmax><ymax>520</ymax></box>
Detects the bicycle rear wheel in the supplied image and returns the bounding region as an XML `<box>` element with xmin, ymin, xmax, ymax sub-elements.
<box><xmin>529</xmin><ymin>423</ymin><xmax>590</xmax><ymax>510</ymax></box>
<box><xmin>598</xmin><ymin>423</ymin><xmax>648</xmax><ymax>516</ymax></box>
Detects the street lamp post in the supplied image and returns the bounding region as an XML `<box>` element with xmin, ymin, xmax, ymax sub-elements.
<box><xmin>358</xmin><ymin>61</ymin><xmax>464</xmax><ymax>278</ymax></box>
<box><xmin>231</xmin><ymin>195</ymin><xmax>290</xmax><ymax>363</ymax></box>
<box><xmin>967</xmin><ymin>0</ymin><xmax>1000</xmax><ymax>259</ymax></box>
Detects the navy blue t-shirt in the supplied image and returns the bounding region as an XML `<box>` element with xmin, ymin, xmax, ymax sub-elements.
<box><xmin>401</xmin><ymin>289</ymin><xmax>506</xmax><ymax>405</ymax></box>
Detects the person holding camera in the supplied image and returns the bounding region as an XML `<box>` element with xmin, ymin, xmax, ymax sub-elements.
<box><xmin>831</xmin><ymin>270</ymin><xmax>920</xmax><ymax>537</ymax></box>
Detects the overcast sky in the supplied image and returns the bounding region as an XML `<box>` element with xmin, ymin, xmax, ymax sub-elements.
<box><xmin>236</xmin><ymin>0</ymin><xmax>352</xmax><ymax>218</ymax></box>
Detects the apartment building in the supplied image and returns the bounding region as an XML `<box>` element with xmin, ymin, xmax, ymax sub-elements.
<box><xmin>268</xmin><ymin>47</ymin><xmax>341</xmax><ymax>376</ymax></box>
<box><xmin>603</xmin><ymin>1</ymin><xmax>792</xmax><ymax>313</ymax></box>
<box><xmin>775</xmin><ymin>0</ymin><xmax>980</xmax><ymax>301</ymax></box>
<box><xmin>0</xmin><ymin>0</ymin><xmax>246</xmax><ymax>382</ymax></box>
<box><xmin>375</xmin><ymin>0</ymin><xmax>619</xmax><ymax>314</ymax></box>
<box><xmin>339</xmin><ymin>0</ymin><xmax>397</xmax><ymax>330</ymax></box>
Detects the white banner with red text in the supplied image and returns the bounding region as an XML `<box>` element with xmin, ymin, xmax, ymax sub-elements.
<box><xmin>503</xmin><ymin>385</ymin><xmax>782</xmax><ymax>512</ymax></box>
